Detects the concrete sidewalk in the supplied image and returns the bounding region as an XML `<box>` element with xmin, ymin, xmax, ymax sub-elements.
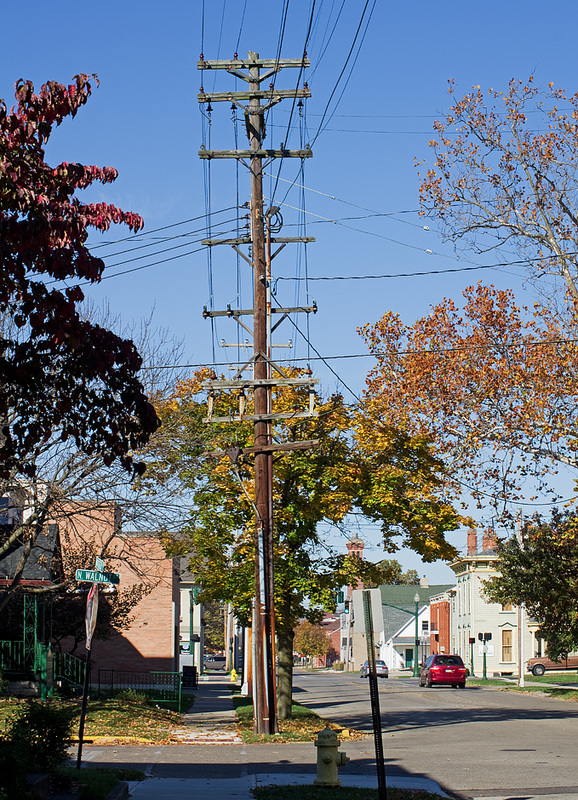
<box><xmin>121</xmin><ymin>675</ymin><xmax>450</xmax><ymax>797</ymax></box>
<box><xmin>126</xmin><ymin>773</ymin><xmax>451</xmax><ymax>798</ymax></box>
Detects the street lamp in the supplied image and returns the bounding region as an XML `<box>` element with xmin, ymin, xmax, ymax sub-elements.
<box><xmin>413</xmin><ymin>592</ymin><xmax>420</xmax><ymax>677</ymax></box>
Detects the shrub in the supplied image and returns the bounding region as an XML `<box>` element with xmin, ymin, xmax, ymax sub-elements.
<box><xmin>10</xmin><ymin>700</ymin><xmax>74</xmax><ymax>771</ymax></box>
<box><xmin>115</xmin><ymin>688</ymin><xmax>150</xmax><ymax>705</ymax></box>
<box><xmin>332</xmin><ymin>662</ymin><xmax>345</xmax><ymax>671</ymax></box>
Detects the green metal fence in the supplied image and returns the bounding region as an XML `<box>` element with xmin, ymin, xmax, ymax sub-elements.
<box><xmin>53</xmin><ymin>650</ymin><xmax>85</xmax><ymax>690</ymax></box>
<box><xmin>0</xmin><ymin>639</ymin><xmax>25</xmax><ymax>672</ymax></box>
<box><xmin>98</xmin><ymin>669</ymin><xmax>183</xmax><ymax>712</ymax></box>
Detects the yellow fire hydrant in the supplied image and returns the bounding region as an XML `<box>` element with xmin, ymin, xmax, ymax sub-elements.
<box><xmin>313</xmin><ymin>725</ymin><xmax>349</xmax><ymax>787</ymax></box>
<box><xmin>230</xmin><ymin>668</ymin><xmax>238</xmax><ymax>682</ymax></box>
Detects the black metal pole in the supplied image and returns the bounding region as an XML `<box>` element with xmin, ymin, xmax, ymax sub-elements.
<box><xmin>362</xmin><ymin>590</ymin><xmax>387</xmax><ymax>800</ymax></box>
<box><xmin>76</xmin><ymin>654</ymin><xmax>91</xmax><ymax>769</ymax></box>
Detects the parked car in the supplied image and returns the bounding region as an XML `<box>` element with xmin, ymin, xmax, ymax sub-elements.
<box><xmin>360</xmin><ymin>659</ymin><xmax>389</xmax><ymax>678</ymax></box>
<box><xmin>419</xmin><ymin>654</ymin><xmax>467</xmax><ymax>688</ymax></box>
<box><xmin>527</xmin><ymin>654</ymin><xmax>578</xmax><ymax>676</ymax></box>
<box><xmin>204</xmin><ymin>654</ymin><xmax>227</xmax><ymax>671</ymax></box>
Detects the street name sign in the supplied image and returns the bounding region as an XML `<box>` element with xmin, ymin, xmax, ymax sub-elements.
<box><xmin>75</xmin><ymin>569</ymin><xmax>120</xmax><ymax>585</ymax></box>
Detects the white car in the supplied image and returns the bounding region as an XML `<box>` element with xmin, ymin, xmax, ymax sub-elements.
<box><xmin>204</xmin><ymin>654</ymin><xmax>227</xmax><ymax>671</ymax></box>
<box><xmin>360</xmin><ymin>659</ymin><xmax>389</xmax><ymax>678</ymax></box>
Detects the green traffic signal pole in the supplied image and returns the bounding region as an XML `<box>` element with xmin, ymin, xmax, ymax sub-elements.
<box><xmin>382</xmin><ymin>594</ymin><xmax>422</xmax><ymax>677</ymax></box>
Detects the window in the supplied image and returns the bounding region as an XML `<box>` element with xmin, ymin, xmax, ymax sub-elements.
<box><xmin>501</xmin><ymin>629</ymin><xmax>513</xmax><ymax>662</ymax></box>
<box><xmin>421</xmin><ymin>620</ymin><xmax>429</xmax><ymax>632</ymax></box>
<box><xmin>501</xmin><ymin>603</ymin><xmax>513</xmax><ymax>611</ymax></box>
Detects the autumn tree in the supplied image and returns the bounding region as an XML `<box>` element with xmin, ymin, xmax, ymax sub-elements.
<box><xmin>360</xmin><ymin>283</ymin><xmax>578</xmax><ymax>514</ymax></box>
<box><xmin>484</xmin><ymin>510</ymin><xmax>578</xmax><ymax>659</ymax></box>
<box><xmin>293</xmin><ymin>621</ymin><xmax>331</xmax><ymax>661</ymax></box>
<box><xmin>0</xmin><ymin>74</ymin><xmax>158</xmax><ymax>479</ymax></box>
<box><xmin>147</xmin><ymin>371</ymin><xmax>461</xmax><ymax>718</ymax></box>
<box><xmin>419</xmin><ymin>77</ymin><xmax>578</xmax><ymax>309</ymax></box>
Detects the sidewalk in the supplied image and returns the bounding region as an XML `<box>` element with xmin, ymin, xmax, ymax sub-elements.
<box><xmin>120</xmin><ymin>675</ymin><xmax>450</xmax><ymax>798</ymax></box>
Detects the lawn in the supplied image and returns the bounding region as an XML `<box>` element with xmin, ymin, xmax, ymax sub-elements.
<box><xmin>253</xmin><ymin>786</ymin><xmax>447</xmax><ymax>800</ymax></box>
<box><xmin>466</xmin><ymin>676</ymin><xmax>578</xmax><ymax>701</ymax></box>
<box><xmin>233</xmin><ymin>695</ymin><xmax>367</xmax><ymax>744</ymax></box>
<box><xmin>0</xmin><ymin>695</ymin><xmax>180</xmax><ymax>745</ymax></box>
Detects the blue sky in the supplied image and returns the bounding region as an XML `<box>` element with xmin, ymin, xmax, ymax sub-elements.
<box><xmin>3</xmin><ymin>0</ymin><xmax>578</xmax><ymax>581</ymax></box>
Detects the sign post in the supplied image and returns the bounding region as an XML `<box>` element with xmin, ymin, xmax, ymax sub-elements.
<box><xmin>75</xmin><ymin>561</ymin><xmax>120</xmax><ymax>769</ymax></box>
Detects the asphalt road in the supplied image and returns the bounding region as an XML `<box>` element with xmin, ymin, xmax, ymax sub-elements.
<box><xmin>81</xmin><ymin>671</ymin><xmax>578</xmax><ymax>799</ymax></box>
<box><xmin>294</xmin><ymin>670</ymin><xmax>578</xmax><ymax>798</ymax></box>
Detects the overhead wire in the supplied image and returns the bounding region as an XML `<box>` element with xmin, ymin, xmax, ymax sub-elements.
<box><xmin>308</xmin><ymin>0</ymin><xmax>377</xmax><ymax>148</ymax></box>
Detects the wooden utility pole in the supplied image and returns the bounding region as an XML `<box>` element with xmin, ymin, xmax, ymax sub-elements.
<box><xmin>198</xmin><ymin>52</ymin><xmax>316</xmax><ymax>734</ymax></box>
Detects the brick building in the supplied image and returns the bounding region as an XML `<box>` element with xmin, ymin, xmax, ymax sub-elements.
<box><xmin>57</xmin><ymin>502</ymin><xmax>180</xmax><ymax>672</ymax></box>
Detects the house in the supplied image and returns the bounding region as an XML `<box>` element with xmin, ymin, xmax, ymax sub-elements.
<box><xmin>377</xmin><ymin>581</ymin><xmax>455</xmax><ymax>670</ymax></box>
<box><xmin>178</xmin><ymin>563</ymin><xmax>204</xmax><ymax>673</ymax></box>
<box><xmin>448</xmin><ymin>528</ymin><xmax>538</xmax><ymax>676</ymax></box>
<box><xmin>0</xmin><ymin>496</ymin><xmax>181</xmax><ymax>675</ymax></box>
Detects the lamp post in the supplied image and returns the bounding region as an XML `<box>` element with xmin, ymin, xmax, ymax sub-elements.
<box><xmin>413</xmin><ymin>592</ymin><xmax>420</xmax><ymax>677</ymax></box>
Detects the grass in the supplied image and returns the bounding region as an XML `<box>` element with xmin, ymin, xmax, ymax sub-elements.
<box><xmin>466</xmin><ymin>676</ymin><xmax>578</xmax><ymax>701</ymax></box>
<box><xmin>253</xmin><ymin>786</ymin><xmax>447</xmax><ymax>800</ymax></box>
<box><xmin>0</xmin><ymin>695</ymin><xmax>180</xmax><ymax>745</ymax></box>
<box><xmin>53</xmin><ymin>766</ymin><xmax>145</xmax><ymax>800</ymax></box>
<box><xmin>233</xmin><ymin>695</ymin><xmax>366</xmax><ymax>744</ymax></box>
<box><xmin>524</xmin><ymin>672</ymin><xmax>578</xmax><ymax>684</ymax></box>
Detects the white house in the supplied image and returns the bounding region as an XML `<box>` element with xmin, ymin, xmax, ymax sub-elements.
<box><xmin>449</xmin><ymin>529</ymin><xmax>539</xmax><ymax>677</ymax></box>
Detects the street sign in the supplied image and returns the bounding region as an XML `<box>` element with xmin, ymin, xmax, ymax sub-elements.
<box><xmin>75</xmin><ymin>569</ymin><xmax>120</xmax><ymax>585</ymax></box>
<box><xmin>85</xmin><ymin>583</ymin><xmax>99</xmax><ymax>651</ymax></box>
<box><xmin>95</xmin><ymin>557</ymin><xmax>105</xmax><ymax>573</ymax></box>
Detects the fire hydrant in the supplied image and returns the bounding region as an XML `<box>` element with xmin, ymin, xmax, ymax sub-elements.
<box><xmin>230</xmin><ymin>668</ymin><xmax>238</xmax><ymax>683</ymax></box>
<box><xmin>313</xmin><ymin>725</ymin><xmax>349</xmax><ymax>787</ymax></box>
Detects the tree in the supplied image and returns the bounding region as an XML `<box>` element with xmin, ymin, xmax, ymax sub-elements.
<box><xmin>0</xmin><ymin>310</ymin><xmax>185</xmax><ymax>612</ymax></box>
<box><xmin>364</xmin><ymin>559</ymin><xmax>420</xmax><ymax>588</ymax></box>
<box><xmin>359</xmin><ymin>283</ymin><xmax>578</xmax><ymax>515</ymax></box>
<box><xmin>293</xmin><ymin>621</ymin><xmax>331</xmax><ymax>661</ymax></box>
<box><xmin>0</xmin><ymin>74</ymin><xmax>159</xmax><ymax>478</ymax></box>
<box><xmin>148</xmin><ymin>371</ymin><xmax>462</xmax><ymax>718</ymax></box>
<box><xmin>203</xmin><ymin>601</ymin><xmax>225</xmax><ymax>653</ymax></box>
<box><xmin>484</xmin><ymin>510</ymin><xmax>578</xmax><ymax>659</ymax></box>
<box><xmin>419</xmin><ymin>77</ymin><xmax>578</xmax><ymax>308</ymax></box>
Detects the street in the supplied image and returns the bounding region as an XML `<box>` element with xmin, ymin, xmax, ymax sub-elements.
<box><xmin>81</xmin><ymin>671</ymin><xmax>578</xmax><ymax>799</ymax></box>
<box><xmin>294</xmin><ymin>670</ymin><xmax>578</xmax><ymax>798</ymax></box>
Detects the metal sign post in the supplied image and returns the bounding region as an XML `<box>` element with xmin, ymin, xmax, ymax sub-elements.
<box><xmin>362</xmin><ymin>589</ymin><xmax>387</xmax><ymax>800</ymax></box>
<box><xmin>75</xmin><ymin>562</ymin><xmax>120</xmax><ymax>769</ymax></box>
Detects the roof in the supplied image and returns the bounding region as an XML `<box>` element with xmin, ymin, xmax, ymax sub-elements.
<box><xmin>380</xmin><ymin>584</ymin><xmax>455</xmax><ymax>642</ymax></box>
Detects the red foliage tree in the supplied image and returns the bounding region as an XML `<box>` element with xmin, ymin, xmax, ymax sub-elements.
<box><xmin>0</xmin><ymin>75</ymin><xmax>159</xmax><ymax>477</ymax></box>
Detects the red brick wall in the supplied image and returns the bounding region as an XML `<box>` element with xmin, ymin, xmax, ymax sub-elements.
<box><xmin>56</xmin><ymin>503</ymin><xmax>178</xmax><ymax>672</ymax></box>
<box><xmin>430</xmin><ymin>599</ymin><xmax>450</xmax><ymax>655</ymax></box>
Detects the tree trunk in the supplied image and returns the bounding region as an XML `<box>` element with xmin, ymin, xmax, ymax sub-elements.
<box><xmin>276</xmin><ymin>625</ymin><xmax>294</xmax><ymax>720</ymax></box>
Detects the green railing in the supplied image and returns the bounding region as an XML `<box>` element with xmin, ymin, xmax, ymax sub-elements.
<box><xmin>0</xmin><ymin>640</ymin><xmax>25</xmax><ymax>672</ymax></box>
<box><xmin>53</xmin><ymin>650</ymin><xmax>85</xmax><ymax>690</ymax></box>
<box><xmin>98</xmin><ymin>669</ymin><xmax>183</xmax><ymax>712</ymax></box>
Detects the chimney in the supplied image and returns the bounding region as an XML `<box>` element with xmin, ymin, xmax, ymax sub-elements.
<box><xmin>467</xmin><ymin>529</ymin><xmax>478</xmax><ymax>555</ymax></box>
<box><xmin>482</xmin><ymin>529</ymin><xmax>497</xmax><ymax>551</ymax></box>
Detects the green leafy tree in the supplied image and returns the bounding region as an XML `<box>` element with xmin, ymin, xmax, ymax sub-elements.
<box><xmin>293</xmin><ymin>621</ymin><xmax>331</xmax><ymax>661</ymax></box>
<box><xmin>148</xmin><ymin>371</ymin><xmax>461</xmax><ymax>718</ymax></box>
<box><xmin>484</xmin><ymin>510</ymin><xmax>578</xmax><ymax>659</ymax></box>
<box><xmin>203</xmin><ymin>601</ymin><xmax>225</xmax><ymax>653</ymax></box>
<box><xmin>363</xmin><ymin>559</ymin><xmax>420</xmax><ymax>588</ymax></box>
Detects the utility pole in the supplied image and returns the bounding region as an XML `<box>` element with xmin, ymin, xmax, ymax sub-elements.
<box><xmin>198</xmin><ymin>52</ymin><xmax>316</xmax><ymax>734</ymax></box>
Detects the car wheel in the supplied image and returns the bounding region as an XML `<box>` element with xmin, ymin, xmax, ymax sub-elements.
<box><xmin>427</xmin><ymin>676</ymin><xmax>432</xmax><ymax>688</ymax></box>
<box><xmin>418</xmin><ymin>679</ymin><xmax>424</xmax><ymax>687</ymax></box>
<box><xmin>532</xmin><ymin>664</ymin><xmax>546</xmax><ymax>677</ymax></box>
<box><xmin>458</xmin><ymin>682</ymin><xmax>466</xmax><ymax>689</ymax></box>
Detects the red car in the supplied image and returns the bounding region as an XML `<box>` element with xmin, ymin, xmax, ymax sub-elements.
<box><xmin>419</xmin><ymin>654</ymin><xmax>467</xmax><ymax>688</ymax></box>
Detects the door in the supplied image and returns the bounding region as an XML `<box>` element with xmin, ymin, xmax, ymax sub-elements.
<box><xmin>405</xmin><ymin>648</ymin><xmax>413</xmax><ymax>668</ymax></box>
